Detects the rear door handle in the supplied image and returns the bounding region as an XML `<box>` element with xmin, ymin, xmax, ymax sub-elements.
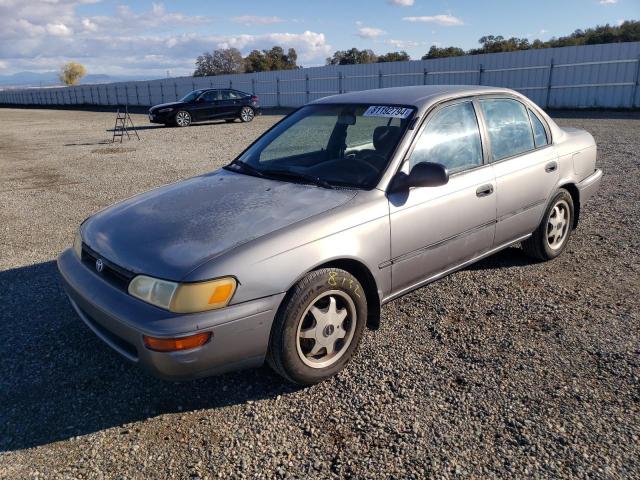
<box><xmin>476</xmin><ymin>184</ymin><xmax>494</xmax><ymax>197</ymax></box>
<box><xmin>545</xmin><ymin>161</ymin><xmax>558</xmax><ymax>173</ymax></box>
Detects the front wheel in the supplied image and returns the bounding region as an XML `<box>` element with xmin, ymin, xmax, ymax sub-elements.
<box><xmin>522</xmin><ymin>189</ymin><xmax>574</xmax><ymax>260</ymax></box>
<box><xmin>267</xmin><ymin>268</ymin><xmax>367</xmax><ymax>385</ymax></box>
<box><xmin>174</xmin><ymin>110</ymin><xmax>191</xmax><ymax>127</ymax></box>
<box><xmin>239</xmin><ymin>106</ymin><xmax>255</xmax><ymax>123</ymax></box>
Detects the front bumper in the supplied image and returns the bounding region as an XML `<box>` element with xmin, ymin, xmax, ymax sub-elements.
<box><xmin>57</xmin><ymin>248</ymin><xmax>284</xmax><ymax>380</ymax></box>
<box><xmin>577</xmin><ymin>168</ymin><xmax>603</xmax><ymax>205</ymax></box>
<box><xmin>148</xmin><ymin>111</ymin><xmax>173</xmax><ymax>124</ymax></box>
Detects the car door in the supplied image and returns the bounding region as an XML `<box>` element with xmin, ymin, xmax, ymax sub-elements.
<box><xmin>217</xmin><ymin>90</ymin><xmax>242</xmax><ymax>118</ymax></box>
<box><xmin>476</xmin><ymin>97</ymin><xmax>558</xmax><ymax>246</ymax></box>
<box><xmin>190</xmin><ymin>90</ymin><xmax>219</xmax><ymax>121</ymax></box>
<box><xmin>388</xmin><ymin>99</ymin><xmax>497</xmax><ymax>295</ymax></box>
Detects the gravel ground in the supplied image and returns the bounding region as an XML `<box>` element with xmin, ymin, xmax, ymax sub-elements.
<box><xmin>0</xmin><ymin>108</ymin><xmax>638</xmax><ymax>479</ymax></box>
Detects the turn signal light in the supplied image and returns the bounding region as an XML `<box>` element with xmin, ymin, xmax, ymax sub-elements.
<box><xmin>143</xmin><ymin>332</ymin><xmax>212</xmax><ymax>352</ymax></box>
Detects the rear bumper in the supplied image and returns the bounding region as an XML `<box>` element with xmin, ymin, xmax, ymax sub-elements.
<box><xmin>57</xmin><ymin>248</ymin><xmax>283</xmax><ymax>380</ymax></box>
<box><xmin>577</xmin><ymin>168</ymin><xmax>603</xmax><ymax>205</ymax></box>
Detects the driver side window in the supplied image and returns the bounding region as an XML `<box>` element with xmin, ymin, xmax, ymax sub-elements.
<box><xmin>409</xmin><ymin>101</ymin><xmax>483</xmax><ymax>174</ymax></box>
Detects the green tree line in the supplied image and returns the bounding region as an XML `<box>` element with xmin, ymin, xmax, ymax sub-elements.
<box><xmin>194</xmin><ymin>21</ymin><xmax>639</xmax><ymax>75</ymax></box>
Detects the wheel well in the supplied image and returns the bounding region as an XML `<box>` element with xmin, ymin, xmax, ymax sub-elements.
<box><xmin>314</xmin><ymin>259</ymin><xmax>381</xmax><ymax>330</ymax></box>
<box><xmin>559</xmin><ymin>183</ymin><xmax>580</xmax><ymax>228</ymax></box>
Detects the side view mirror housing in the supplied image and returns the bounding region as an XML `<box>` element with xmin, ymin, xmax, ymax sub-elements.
<box><xmin>195</xmin><ymin>97</ymin><xmax>204</xmax><ymax>103</ymax></box>
<box><xmin>389</xmin><ymin>162</ymin><xmax>449</xmax><ymax>192</ymax></box>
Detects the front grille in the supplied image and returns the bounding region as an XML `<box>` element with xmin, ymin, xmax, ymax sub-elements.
<box><xmin>81</xmin><ymin>243</ymin><xmax>135</xmax><ymax>291</ymax></box>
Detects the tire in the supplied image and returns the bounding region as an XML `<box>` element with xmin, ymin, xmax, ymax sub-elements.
<box><xmin>174</xmin><ymin>110</ymin><xmax>191</xmax><ymax>127</ymax></box>
<box><xmin>239</xmin><ymin>106</ymin><xmax>255</xmax><ymax>123</ymax></box>
<box><xmin>267</xmin><ymin>268</ymin><xmax>367</xmax><ymax>385</ymax></box>
<box><xmin>522</xmin><ymin>189</ymin><xmax>574</xmax><ymax>261</ymax></box>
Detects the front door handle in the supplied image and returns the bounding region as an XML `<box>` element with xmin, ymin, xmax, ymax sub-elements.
<box><xmin>476</xmin><ymin>184</ymin><xmax>494</xmax><ymax>197</ymax></box>
<box><xmin>545</xmin><ymin>161</ymin><xmax>558</xmax><ymax>173</ymax></box>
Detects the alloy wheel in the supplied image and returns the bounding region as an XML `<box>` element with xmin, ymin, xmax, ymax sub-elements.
<box><xmin>546</xmin><ymin>199</ymin><xmax>570</xmax><ymax>250</ymax></box>
<box><xmin>175</xmin><ymin>111</ymin><xmax>191</xmax><ymax>127</ymax></box>
<box><xmin>296</xmin><ymin>290</ymin><xmax>357</xmax><ymax>369</ymax></box>
<box><xmin>240</xmin><ymin>107</ymin><xmax>254</xmax><ymax>122</ymax></box>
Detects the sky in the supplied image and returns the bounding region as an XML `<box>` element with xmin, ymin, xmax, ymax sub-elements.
<box><xmin>0</xmin><ymin>0</ymin><xmax>638</xmax><ymax>77</ymax></box>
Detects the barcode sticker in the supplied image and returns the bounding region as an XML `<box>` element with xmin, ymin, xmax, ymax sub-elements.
<box><xmin>363</xmin><ymin>106</ymin><xmax>413</xmax><ymax>119</ymax></box>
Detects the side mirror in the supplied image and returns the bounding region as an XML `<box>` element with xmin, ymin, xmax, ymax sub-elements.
<box><xmin>195</xmin><ymin>97</ymin><xmax>204</xmax><ymax>103</ymax></box>
<box><xmin>389</xmin><ymin>162</ymin><xmax>449</xmax><ymax>192</ymax></box>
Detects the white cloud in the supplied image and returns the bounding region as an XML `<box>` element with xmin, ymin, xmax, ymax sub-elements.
<box><xmin>232</xmin><ymin>15</ymin><xmax>284</xmax><ymax>26</ymax></box>
<box><xmin>0</xmin><ymin>2</ymin><xmax>331</xmax><ymax>75</ymax></box>
<box><xmin>402</xmin><ymin>15</ymin><xmax>464</xmax><ymax>26</ymax></box>
<box><xmin>389</xmin><ymin>0</ymin><xmax>415</xmax><ymax>6</ymax></box>
<box><xmin>599</xmin><ymin>0</ymin><xmax>617</xmax><ymax>4</ymax></box>
<box><xmin>357</xmin><ymin>26</ymin><xmax>386</xmax><ymax>39</ymax></box>
<box><xmin>385</xmin><ymin>39</ymin><xmax>424</xmax><ymax>49</ymax></box>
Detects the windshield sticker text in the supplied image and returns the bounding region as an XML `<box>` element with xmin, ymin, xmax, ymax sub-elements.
<box><xmin>363</xmin><ymin>106</ymin><xmax>412</xmax><ymax>119</ymax></box>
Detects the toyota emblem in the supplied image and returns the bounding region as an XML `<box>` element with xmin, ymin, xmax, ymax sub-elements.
<box><xmin>95</xmin><ymin>258</ymin><xmax>104</xmax><ymax>273</ymax></box>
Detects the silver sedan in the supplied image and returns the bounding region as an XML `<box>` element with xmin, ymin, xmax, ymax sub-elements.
<box><xmin>57</xmin><ymin>85</ymin><xmax>603</xmax><ymax>385</ymax></box>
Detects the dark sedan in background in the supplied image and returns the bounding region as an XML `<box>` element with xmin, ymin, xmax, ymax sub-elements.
<box><xmin>148</xmin><ymin>88</ymin><xmax>260</xmax><ymax>127</ymax></box>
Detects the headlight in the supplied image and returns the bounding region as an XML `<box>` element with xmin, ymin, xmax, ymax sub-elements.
<box><xmin>157</xmin><ymin>107</ymin><xmax>173</xmax><ymax>113</ymax></box>
<box><xmin>128</xmin><ymin>276</ymin><xmax>237</xmax><ymax>313</ymax></box>
<box><xmin>73</xmin><ymin>230</ymin><xmax>83</xmax><ymax>258</ymax></box>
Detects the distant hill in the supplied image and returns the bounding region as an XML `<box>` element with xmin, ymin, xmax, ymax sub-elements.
<box><xmin>0</xmin><ymin>71</ymin><xmax>160</xmax><ymax>87</ymax></box>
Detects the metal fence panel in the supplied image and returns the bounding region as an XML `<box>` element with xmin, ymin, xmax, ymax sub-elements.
<box><xmin>1</xmin><ymin>42</ymin><xmax>639</xmax><ymax>109</ymax></box>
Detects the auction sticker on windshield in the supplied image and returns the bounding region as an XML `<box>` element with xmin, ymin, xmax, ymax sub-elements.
<box><xmin>363</xmin><ymin>106</ymin><xmax>413</xmax><ymax>119</ymax></box>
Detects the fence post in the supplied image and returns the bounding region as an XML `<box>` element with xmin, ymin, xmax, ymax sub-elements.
<box><xmin>338</xmin><ymin>71</ymin><xmax>343</xmax><ymax>94</ymax></box>
<box><xmin>423</xmin><ymin>68</ymin><xmax>428</xmax><ymax>85</ymax></box>
<box><xmin>276</xmin><ymin>77</ymin><xmax>281</xmax><ymax>107</ymax></box>
<box><xmin>160</xmin><ymin>82</ymin><xmax>164</xmax><ymax>102</ymax></box>
<box><xmin>174</xmin><ymin>81</ymin><xmax>178</xmax><ymax>101</ymax></box>
<box><xmin>545</xmin><ymin>58</ymin><xmax>554</xmax><ymax>110</ymax></box>
<box><xmin>305</xmin><ymin>74</ymin><xmax>309</xmax><ymax>103</ymax></box>
<box><xmin>229</xmin><ymin>80</ymin><xmax>233</xmax><ymax>89</ymax></box>
<box><xmin>378</xmin><ymin>69</ymin><xmax>383</xmax><ymax>89</ymax></box>
<box><xmin>148</xmin><ymin>83</ymin><xmax>152</xmax><ymax>105</ymax></box>
<box><xmin>630</xmin><ymin>55</ymin><xmax>640</xmax><ymax>108</ymax></box>
<box><xmin>251</xmin><ymin>77</ymin><xmax>256</xmax><ymax>95</ymax></box>
<box><xmin>478</xmin><ymin>64</ymin><xmax>484</xmax><ymax>85</ymax></box>
<box><xmin>135</xmin><ymin>84</ymin><xmax>140</xmax><ymax>105</ymax></box>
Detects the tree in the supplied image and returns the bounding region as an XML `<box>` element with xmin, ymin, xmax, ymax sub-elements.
<box><xmin>243</xmin><ymin>46</ymin><xmax>298</xmax><ymax>73</ymax></box>
<box><xmin>326</xmin><ymin>48</ymin><xmax>378</xmax><ymax>65</ymax></box>
<box><xmin>59</xmin><ymin>62</ymin><xmax>86</xmax><ymax>85</ymax></box>
<box><xmin>421</xmin><ymin>46</ymin><xmax>465</xmax><ymax>60</ymax></box>
<box><xmin>194</xmin><ymin>48</ymin><xmax>244</xmax><ymax>76</ymax></box>
<box><xmin>420</xmin><ymin>20</ymin><xmax>640</xmax><ymax>59</ymax></box>
<box><xmin>377</xmin><ymin>51</ymin><xmax>410</xmax><ymax>63</ymax></box>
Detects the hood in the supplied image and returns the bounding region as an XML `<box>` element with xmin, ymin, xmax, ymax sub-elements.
<box><xmin>150</xmin><ymin>101</ymin><xmax>186</xmax><ymax>112</ymax></box>
<box><xmin>82</xmin><ymin>169</ymin><xmax>357</xmax><ymax>280</ymax></box>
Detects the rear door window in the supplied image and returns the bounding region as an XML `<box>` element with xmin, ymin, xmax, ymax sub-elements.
<box><xmin>479</xmin><ymin>98</ymin><xmax>535</xmax><ymax>162</ymax></box>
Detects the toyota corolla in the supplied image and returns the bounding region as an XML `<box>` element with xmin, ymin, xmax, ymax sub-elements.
<box><xmin>58</xmin><ymin>85</ymin><xmax>602</xmax><ymax>385</ymax></box>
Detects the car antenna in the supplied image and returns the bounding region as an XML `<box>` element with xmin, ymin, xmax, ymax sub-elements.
<box><xmin>111</xmin><ymin>104</ymin><xmax>140</xmax><ymax>143</ymax></box>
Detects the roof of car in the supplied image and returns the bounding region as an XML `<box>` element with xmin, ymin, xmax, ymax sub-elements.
<box><xmin>311</xmin><ymin>85</ymin><xmax>515</xmax><ymax>109</ymax></box>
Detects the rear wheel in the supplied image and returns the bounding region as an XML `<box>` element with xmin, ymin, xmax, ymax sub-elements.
<box><xmin>174</xmin><ymin>110</ymin><xmax>191</xmax><ymax>127</ymax></box>
<box><xmin>239</xmin><ymin>106</ymin><xmax>255</xmax><ymax>123</ymax></box>
<box><xmin>522</xmin><ymin>189</ymin><xmax>574</xmax><ymax>260</ymax></box>
<box><xmin>267</xmin><ymin>268</ymin><xmax>367</xmax><ymax>385</ymax></box>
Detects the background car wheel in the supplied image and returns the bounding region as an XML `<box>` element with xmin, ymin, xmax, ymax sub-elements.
<box><xmin>267</xmin><ymin>268</ymin><xmax>367</xmax><ymax>385</ymax></box>
<box><xmin>522</xmin><ymin>188</ymin><xmax>574</xmax><ymax>261</ymax></box>
<box><xmin>239</xmin><ymin>106</ymin><xmax>255</xmax><ymax>123</ymax></box>
<box><xmin>174</xmin><ymin>110</ymin><xmax>191</xmax><ymax>127</ymax></box>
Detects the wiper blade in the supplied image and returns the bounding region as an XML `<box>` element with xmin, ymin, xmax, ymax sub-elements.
<box><xmin>261</xmin><ymin>169</ymin><xmax>334</xmax><ymax>189</ymax></box>
<box><xmin>225</xmin><ymin>160</ymin><xmax>266</xmax><ymax>178</ymax></box>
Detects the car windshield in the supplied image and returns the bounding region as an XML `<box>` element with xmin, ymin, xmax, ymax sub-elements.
<box><xmin>180</xmin><ymin>89</ymin><xmax>206</xmax><ymax>103</ymax></box>
<box><xmin>228</xmin><ymin>104</ymin><xmax>415</xmax><ymax>189</ymax></box>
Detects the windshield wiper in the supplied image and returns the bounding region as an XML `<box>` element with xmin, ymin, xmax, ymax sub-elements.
<box><xmin>225</xmin><ymin>160</ymin><xmax>267</xmax><ymax>178</ymax></box>
<box><xmin>260</xmin><ymin>169</ymin><xmax>335</xmax><ymax>189</ymax></box>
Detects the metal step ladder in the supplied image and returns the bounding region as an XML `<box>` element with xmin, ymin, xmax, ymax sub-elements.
<box><xmin>112</xmin><ymin>105</ymin><xmax>140</xmax><ymax>143</ymax></box>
